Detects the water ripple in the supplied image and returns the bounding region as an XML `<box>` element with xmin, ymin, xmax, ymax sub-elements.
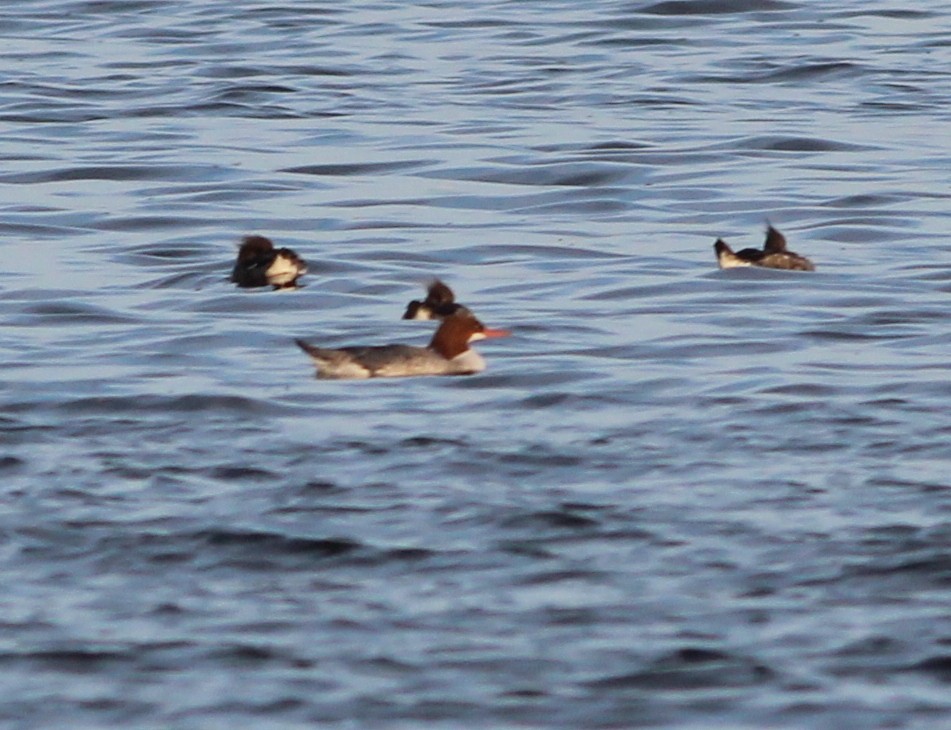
<box><xmin>2</xmin><ymin>1</ymin><xmax>950</xmax><ymax>728</ymax></box>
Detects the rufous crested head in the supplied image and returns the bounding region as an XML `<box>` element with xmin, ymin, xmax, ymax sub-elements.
<box><xmin>428</xmin><ymin>311</ymin><xmax>510</xmax><ymax>359</ymax></box>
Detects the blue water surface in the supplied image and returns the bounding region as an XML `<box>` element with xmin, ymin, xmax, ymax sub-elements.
<box><xmin>1</xmin><ymin>2</ymin><xmax>950</xmax><ymax>728</ymax></box>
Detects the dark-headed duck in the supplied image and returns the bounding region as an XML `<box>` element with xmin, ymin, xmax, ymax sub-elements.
<box><xmin>714</xmin><ymin>225</ymin><xmax>814</xmax><ymax>271</ymax></box>
<box><xmin>402</xmin><ymin>279</ymin><xmax>469</xmax><ymax>320</ymax></box>
<box><xmin>231</xmin><ymin>235</ymin><xmax>307</xmax><ymax>289</ymax></box>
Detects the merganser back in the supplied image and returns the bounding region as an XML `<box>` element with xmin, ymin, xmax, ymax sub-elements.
<box><xmin>714</xmin><ymin>225</ymin><xmax>815</xmax><ymax>271</ymax></box>
<box><xmin>231</xmin><ymin>235</ymin><xmax>307</xmax><ymax>289</ymax></box>
<box><xmin>402</xmin><ymin>279</ymin><xmax>468</xmax><ymax>320</ymax></box>
<box><xmin>295</xmin><ymin>311</ymin><xmax>510</xmax><ymax>379</ymax></box>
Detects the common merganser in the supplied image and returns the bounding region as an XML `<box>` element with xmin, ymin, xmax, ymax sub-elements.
<box><xmin>295</xmin><ymin>311</ymin><xmax>510</xmax><ymax>379</ymax></box>
<box><xmin>402</xmin><ymin>279</ymin><xmax>469</xmax><ymax>320</ymax></box>
<box><xmin>231</xmin><ymin>235</ymin><xmax>307</xmax><ymax>289</ymax></box>
<box><xmin>714</xmin><ymin>225</ymin><xmax>815</xmax><ymax>271</ymax></box>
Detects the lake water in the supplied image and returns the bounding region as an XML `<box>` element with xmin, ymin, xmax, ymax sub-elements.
<box><xmin>1</xmin><ymin>1</ymin><xmax>950</xmax><ymax>727</ymax></box>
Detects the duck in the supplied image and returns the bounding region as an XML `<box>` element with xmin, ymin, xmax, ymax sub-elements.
<box><xmin>714</xmin><ymin>225</ymin><xmax>815</xmax><ymax>271</ymax></box>
<box><xmin>402</xmin><ymin>279</ymin><xmax>469</xmax><ymax>320</ymax></box>
<box><xmin>295</xmin><ymin>310</ymin><xmax>509</xmax><ymax>379</ymax></box>
<box><xmin>231</xmin><ymin>235</ymin><xmax>307</xmax><ymax>289</ymax></box>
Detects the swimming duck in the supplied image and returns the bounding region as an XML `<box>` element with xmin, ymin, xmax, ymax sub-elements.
<box><xmin>714</xmin><ymin>226</ymin><xmax>815</xmax><ymax>271</ymax></box>
<box><xmin>295</xmin><ymin>310</ymin><xmax>509</xmax><ymax>379</ymax></box>
<box><xmin>402</xmin><ymin>279</ymin><xmax>469</xmax><ymax>320</ymax></box>
<box><xmin>231</xmin><ymin>235</ymin><xmax>307</xmax><ymax>289</ymax></box>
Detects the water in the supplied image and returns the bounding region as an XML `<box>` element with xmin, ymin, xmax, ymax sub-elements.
<box><xmin>2</xmin><ymin>1</ymin><xmax>950</xmax><ymax>727</ymax></box>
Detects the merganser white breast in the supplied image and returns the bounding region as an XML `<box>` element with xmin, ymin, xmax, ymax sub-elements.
<box><xmin>296</xmin><ymin>311</ymin><xmax>510</xmax><ymax>379</ymax></box>
<box><xmin>714</xmin><ymin>225</ymin><xmax>815</xmax><ymax>271</ymax></box>
<box><xmin>231</xmin><ymin>235</ymin><xmax>307</xmax><ymax>289</ymax></box>
<box><xmin>402</xmin><ymin>279</ymin><xmax>469</xmax><ymax>320</ymax></box>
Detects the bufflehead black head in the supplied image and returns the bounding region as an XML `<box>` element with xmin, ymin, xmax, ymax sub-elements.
<box><xmin>402</xmin><ymin>279</ymin><xmax>469</xmax><ymax>320</ymax></box>
<box><xmin>231</xmin><ymin>235</ymin><xmax>307</xmax><ymax>289</ymax></box>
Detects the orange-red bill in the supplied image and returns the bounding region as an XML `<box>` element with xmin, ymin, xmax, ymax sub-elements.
<box><xmin>482</xmin><ymin>328</ymin><xmax>511</xmax><ymax>339</ymax></box>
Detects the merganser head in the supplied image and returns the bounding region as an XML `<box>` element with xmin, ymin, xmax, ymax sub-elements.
<box><xmin>428</xmin><ymin>311</ymin><xmax>510</xmax><ymax>359</ymax></box>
